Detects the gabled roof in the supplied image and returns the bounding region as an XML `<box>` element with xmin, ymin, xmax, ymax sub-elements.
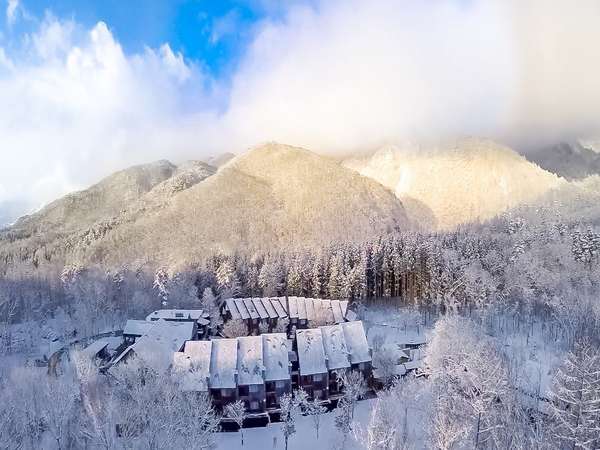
<box><xmin>331</xmin><ymin>300</ymin><xmax>344</xmax><ymax>323</ymax></box>
<box><xmin>123</xmin><ymin>319</ymin><xmax>154</xmax><ymax>337</ymax></box>
<box><xmin>342</xmin><ymin>321</ymin><xmax>371</xmax><ymax>364</ymax></box>
<box><xmin>81</xmin><ymin>338</ymin><xmax>109</xmax><ymax>359</ymax></box>
<box><xmin>296</xmin><ymin>328</ymin><xmax>327</xmax><ymax>376</ymax></box>
<box><xmin>262</xmin><ymin>333</ymin><xmax>291</xmax><ymax>382</ymax></box>
<box><xmin>287</xmin><ymin>297</ymin><xmax>299</xmax><ymax>319</ymax></box>
<box><xmin>321</xmin><ymin>324</ymin><xmax>350</xmax><ymax>370</ymax></box>
<box><xmin>146</xmin><ymin>309</ymin><xmax>207</xmax><ymax>321</ymax></box>
<box><xmin>234</xmin><ymin>299</ymin><xmax>251</xmax><ymax>320</ymax></box>
<box><xmin>209</xmin><ymin>339</ymin><xmax>238</xmax><ymax>389</ymax></box>
<box><xmin>297</xmin><ymin>297</ymin><xmax>308</xmax><ymax>320</ymax></box>
<box><xmin>237</xmin><ymin>336</ymin><xmax>264</xmax><ymax>385</ymax></box>
<box><xmin>252</xmin><ymin>298</ymin><xmax>270</xmax><ymax>319</ymax></box>
<box><xmin>172</xmin><ymin>340</ymin><xmax>212</xmax><ymax>392</ymax></box>
<box><xmin>261</xmin><ymin>298</ymin><xmax>279</xmax><ymax>319</ymax></box>
<box><xmin>113</xmin><ymin>321</ymin><xmax>195</xmax><ymax>373</ymax></box>
<box><xmin>243</xmin><ymin>298</ymin><xmax>260</xmax><ymax>320</ymax></box>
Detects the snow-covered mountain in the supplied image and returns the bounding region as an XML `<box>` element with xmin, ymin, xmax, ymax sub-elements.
<box><xmin>344</xmin><ymin>138</ymin><xmax>565</xmax><ymax>230</ymax></box>
<box><xmin>525</xmin><ymin>141</ymin><xmax>600</xmax><ymax>181</ymax></box>
<box><xmin>0</xmin><ymin>143</ymin><xmax>409</xmax><ymax>271</ymax></box>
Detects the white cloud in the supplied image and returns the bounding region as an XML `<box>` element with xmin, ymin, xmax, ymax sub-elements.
<box><xmin>1</xmin><ymin>0</ymin><xmax>600</xmax><ymax>221</ymax></box>
<box><xmin>6</xmin><ymin>0</ymin><xmax>18</xmax><ymax>26</ymax></box>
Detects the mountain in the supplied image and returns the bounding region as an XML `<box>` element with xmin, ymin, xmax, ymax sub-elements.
<box><xmin>525</xmin><ymin>141</ymin><xmax>600</xmax><ymax>181</ymax></box>
<box><xmin>206</xmin><ymin>152</ymin><xmax>236</xmax><ymax>167</ymax></box>
<box><xmin>0</xmin><ymin>143</ymin><xmax>408</xmax><ymax>271</ymax></box>
<box><xmin>344</xmin><ymin>138</ymin><xmax>565</xmax><ymax>230</ymax></box>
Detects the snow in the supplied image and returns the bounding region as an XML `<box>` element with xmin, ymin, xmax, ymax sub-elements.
<box><xmin>80</xmin><ymin>338</ymin><xmax>109</xmax><ymax>359</ymax></box>
<box><xmin>296</xmin><ymin>328</ymin><xmax>327</xmax><ymax>376</ymax></box>
<box><xmin>237</xmin><ymin>336</ymin><xmax>264</xmax><ymax>386</ymax></box>
<box><xmin>112</xmin><ymin>320</ymin><xmax>195</xmax><ymax>373</ymax></box>
<box><xmin>296</xmin><ymin>297</ymin><xmax>308</xmax><ymax>320</ymax></box>
<box><xmin>172</xmin><ymin>340</ymin><xmax>212</xmax><ymax>392</ymax></box>
<box><xmin>321</xmin><ymin>324</ymin><xmax>350</xmax><ymax>370</ymax></box>
<box><xmin>210</xmin><ymin>338</ymin><xmax>239</xmax><ymax>389</ymax></box>
<box><xmin>123</xmin><ymin>319</ymin><xmax>154</xmax><ymax>337</ymax></box>
<box><xmin>226</xmin><ymin>299</ymin><xmax>242</xmax><ymax>320</ymax></box>
<box><xmin>146</xmin><ymin>309</ymin><xmax>207</xmax><ymax>321</ymax></box>
<box><xmin>215</xmin><ymin>398</ymin><xmax>400</xmax><ymax>450</ymax></box>
<box><xmin>287</xmin><ymin>297</ymin><xmax>299</xmax><ymax>319</ymax></box>
<box><xmin>262</xmin><ymin>333</ymin><xmax>291</xmax><ymax>382</ymax></box>
<box><xmin>342</xmin><ymin>321</ymin><xmax>371</xmax><ymax>365</ymax></box>
<box><xmin>234</xmin><ymin>299</ymin><xmax>251</xmax><ymax>320</ymax></box>
<box><xmin>252</xmin><ymin>298</ymin><xmax>270</xmax><ymax>319</ymax></box>
<box><xmin>331</xmin><ymin>300</ymin><xmax>344</xmax><ymax>323</ymax></box>
<box><xmin>305</xmin><ymin>298</ymin><xmax>316</xmax><ymax>321</ymax></box>
<box><xmin>261</xmin><ymin>298</ymin><xmax>279</xmax><ymax>319</ymax></box>
<box><xmin>243</xmin><ymin>299</ymin><xmax>260</xmax><ymax>320</ymax></box>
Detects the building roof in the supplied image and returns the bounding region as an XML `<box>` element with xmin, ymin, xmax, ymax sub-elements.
<box><xmin>113</xmin><ymin>320</ymin><xmax>195</xmax><ymax>373</ymax></box>
<box><xmin>222</xmin><ymin>297</ymin><xmax>354</xmax><ymax>323</ymax></box>
<box><xmin>123</xmin><ymin>319</ymin><xmax>154</xmax><ymax>337</ymax></box>
<box><xmin>81</xmin><ymin>338</ymin><xmax>109</xmax><ymax>359</ymax></box>
<box><xmin>234</xmin><ymin>299</ymin><xmax>251</xmax><ymax>320</ymax></box>
<box><xmin>237</xmin><ymin>336</ymin><xmax>264</xmax><ymax>385</ymax></box>
<box><xmin>172</xmin><ymin>340</ymin><xmax>212</xmax><ymax>392</ymax></box>
<box><xmin>146</xmin><ymin>309</ymin><xmax>207</xmax><ymax>322</ymax></box>
<box><xmin>209</xmin><ymin>338</ymin><xmax>238</xmax><ymax>389</ymax></box>
<box><xmin>296</xmin><ymin>328</ymin><xmax>328</xmax><ymax>376</ymax></box>
<box><xmin>262</xmin><ymin>333</ymin><xmax>291</xmax><ymax>382</ymax></box>
<box><xmin>321</xmin><ymin>324</ymin><xmax>351</xmax><ymax>370</ymax></box>
<box><xmin>287</xmin><ymin>297</ymin><xmax>299</xmax><ymax>319</ymax></box>
<box><xmin>342</xmin><ymin>321</ymin><xmax>371</xmax><ymax>365</ymax></box>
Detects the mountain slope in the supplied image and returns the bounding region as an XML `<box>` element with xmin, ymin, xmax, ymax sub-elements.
<box><xmin>81</xmin><ymin>143</ymin><xmax>409</xmax><ymax>266</ymax></box>
<box><xmin>1</xmin><ymin>143</ymin><xmax>409</xmax><ymax>271</ymax></box>
<box><xmin>525</xmin><ymin>141</ymin><xmax>600</xmax><ymax>181</ymax></box>
<box><xmin>344</xmin><ymin>138</ymin><xmax>565</xmax><ymax>230</ymax></box>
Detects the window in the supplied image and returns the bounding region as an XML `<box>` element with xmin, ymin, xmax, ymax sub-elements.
<box><xmin>249</xmin><ymin>384</ymin><xmax>260</xmax><ymax>393</ymax></box>
<box><xmin>221</xmin><ymin>389</ymin><xmax>230</xmax><ymax>397</ymax></box>
<box><xmin>275</xmin><ymin>380</ymin><xmax>286</xmax><ymax>389</ymax></box>
<box><xmin>313</xmin><ymin>373</ymin><xmax>322</xmax><ymax>382</ymax></box>
<box><xmin>175</xmin><ymin>313</ymin><xmax>184</xmax><ymax>318</ymax></box>
<box><xmin>250</xmin><ymin>401</ymin><xmax>259</xmax><ymax>410</ymax></box>
<box><xmin>313</xmin><ymin>389</ymin><xmax>322</xmax><ymax>399</ymax></box>
<box><xmin>238</xmin><ymin>386</ymin><xmax>249</xmax><ymax>396</ymax></box>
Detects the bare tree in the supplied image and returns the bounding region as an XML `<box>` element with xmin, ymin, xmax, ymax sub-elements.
<box><xmin>280</xmin><ymin>392</ymin><xmax>298</xmax><ymax>450</ymax></box>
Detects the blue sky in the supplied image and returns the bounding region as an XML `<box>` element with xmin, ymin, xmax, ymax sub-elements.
<box><xmin>3</xmin><ymin>0</ymin><xmax>283</xmax><ymax>77</ymax></box>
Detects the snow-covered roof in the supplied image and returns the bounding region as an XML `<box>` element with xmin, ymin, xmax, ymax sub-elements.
<box><xmin>321</xmin><ymin>324</ymin><xmax>351</xmax><ymax>370</ymax></box>
<box><xmin>172</xmin><ymin>340</ymin><xmax>212</xmax><ymax>392</ymax></box>
<box><xmin>252</xmin><ymin>298</ymin><xmax>270</xmax><ymax>319</ymax></box>
<box><xmin>296</xmin><ymin>328</ymin><xmax>327</xmax><ymax>376</ymax></box>
<box><xmin>81</xmin><ymin>338</ymin><xmax>109</xmax><ymax>359</ymax></box>
<box><xmin>262</xmin><ymin>333</ymin><xmax>291</xmax><ymax>381</ymax></box>
<box><xmin>287</xmin><ymin>297</ymin><xmax>299</xmax><ymax>319</ymax></box>
<box><xmin>113</xmin><ymin>320</ymin><xmax>195</xmax><ymax>373</ymax></box>
<box><xmin>234</xmin><ymin>299</ymin><xmax>251</xmax><ymax>320</ymax></box>
<box><xmin>237</xmin><ymin>336</ymin><xmax>264</xmax><ymax>385</ymax></box>
<box><xmin>342</xmin><ymin>321</ymin><xmax>371</xmax><ymax>364</ymax></box>
<box><xmin>123</xmin><ymin>319</ymin><xmax>154</xmax><ymax>337</ymax></box>
<box><xmin>222</xmin><ymin>297</ymin><xmax>355</xmax><ymax>322</ymax></box>
<box><xmin>331</xmin><ymin>300</ymin><xmax>344</xmax><ymax>323</ymax></box>
<box><xmin>146</xmin><ymin>309</ymin><xmax>207</xmax><ymax>321</ymax></box>
<box><xmin>209</xmin><ymin>338</ymin><xmax>238</xmax><ymax>389</ymax></box>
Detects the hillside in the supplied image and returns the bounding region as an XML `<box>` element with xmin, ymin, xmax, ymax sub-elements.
<box><xmin>525</xmin><ymin>141</ymin><xmax>600</xmax><ymax>181</ymax></box>
<box><xmin>344</xmin><ymin>138</ymin><xmax>565</xmax><ymax>230</ymax></box>
<box><xmin>0</xmin><ymin>143</ymin><xmax>408</xmax><ymax>271</ymax></box>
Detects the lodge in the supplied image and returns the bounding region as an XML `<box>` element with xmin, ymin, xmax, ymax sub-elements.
<box><xmin>107</xmin><ymin>298</ymin><xmax>372</xmax><ymax>414</ymax></box>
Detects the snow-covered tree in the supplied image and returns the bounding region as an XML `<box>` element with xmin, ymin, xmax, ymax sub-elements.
<box><xmin>280</xmin><ymin>393</ymin><xmax>298</xmax><ymax>450</ymax></box>
<box><xmin>200</xmin><ymin>287</ymin><xmax>222</xmax><ymax>330</ymax></box>
<box><xmin>549</xmin><ymin>340</ymin><xmax>600</xmax><ymax>450</ymax></box>
<box><xmin>225</xmin><ymin>400</ymin><xmax>246</xmax><ymax>446</ymax></box>
<box><xmin>306</xmin><ymin>397</ymin><xmax>327</xmax><ymax>440</ymax></box>
<box><xmin>223</xmin><ymin>319</ymin><xmax>248</xmax><ymax>338</ymax></box>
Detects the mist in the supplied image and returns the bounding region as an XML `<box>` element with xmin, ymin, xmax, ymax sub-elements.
<box><xmin>1</xmin><ymin>0</ymin><xmax>600</xmax><ymax>222</ymax></box>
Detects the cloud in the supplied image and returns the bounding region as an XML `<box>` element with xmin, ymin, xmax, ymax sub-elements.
<box><xmin>209</xmin><ymin>9</ymin><xmax>241</xmax><ymax>44</ymax></box>
<box><xmin>6</xmin><ymin>0</ymin><xmax>18</xmax><ymax>25</ymax></box>
<box><xmin>1</xmin><ymin>0</ymin><xmax>600</xmax><ymax>221</ymax></box>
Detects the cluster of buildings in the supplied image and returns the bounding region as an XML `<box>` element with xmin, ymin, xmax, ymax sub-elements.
<box><xmin>101</xmin><ymin>297</ymin><xmax>372</xmax><ymax>416</ymax></box>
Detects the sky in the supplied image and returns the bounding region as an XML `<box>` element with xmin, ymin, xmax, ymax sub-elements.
<box><xmin>1</xmin><ymin>0</ymin><xmax>600</xmax><ymax>224</ymax></box>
